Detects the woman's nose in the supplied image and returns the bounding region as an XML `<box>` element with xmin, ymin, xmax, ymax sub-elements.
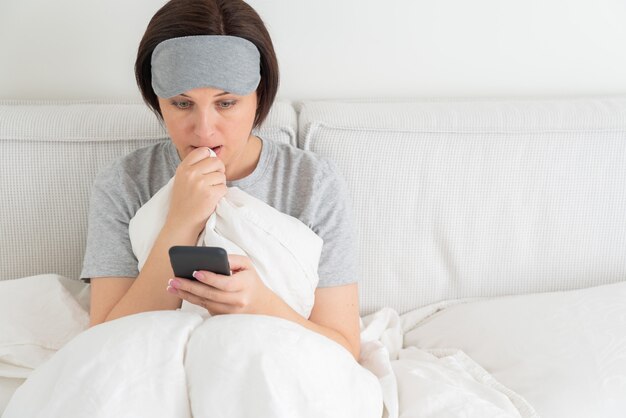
<box><xmin>193</xmin><ymin>109</ymin><xmax>218</xmax><ymax>138</ymax></box>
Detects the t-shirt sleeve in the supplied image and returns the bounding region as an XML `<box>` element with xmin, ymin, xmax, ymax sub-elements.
<box><xmin>312</xmin><ymin>158</ymin><xmax>361</xmax><ymax>287</ymax></box>
<box><xmin>79</xmin><ymin>163</ymin><xmax>140</xmax><ymax>283</ymax></box>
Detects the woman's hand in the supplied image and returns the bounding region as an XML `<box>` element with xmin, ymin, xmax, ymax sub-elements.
<box><xmin>167</xmin><ymin>254</ymin><xmax>361</xmax><ymax>360</ymax></box>
<box><xmin>166</xmin><ymin>254</ymin><xmax>276</xmax><ymax>316</ymax></box>
<box><xmin>166</xmin><ymin>147</ymin><xmax>227</xmax><ymax>235</ymax></box>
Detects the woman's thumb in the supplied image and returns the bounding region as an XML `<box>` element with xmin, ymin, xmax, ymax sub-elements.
<box><xmin>227</xmin><ymin>254</ymin><xmax>252</xmax><ymax>272</ymax></box>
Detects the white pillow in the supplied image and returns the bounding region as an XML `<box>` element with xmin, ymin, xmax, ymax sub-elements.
<box><xmin>0</xmin><ymin>274</ymin><xmax>89</xmax><ymax>378</ymax></box>
<box><xmin>402</xmin><ymin>281</ymin><xmax>626</xmax><ymax>418</ymax></box>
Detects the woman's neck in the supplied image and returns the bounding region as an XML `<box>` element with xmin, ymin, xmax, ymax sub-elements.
<box><xmin>226</xmin><ymin>135</ymin><xmax>262</xmax><ymax>181</ymax></box>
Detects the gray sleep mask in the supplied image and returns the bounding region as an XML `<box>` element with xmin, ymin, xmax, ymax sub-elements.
<box><xmin>151</xmin><ymin>35</ymin><xmax>261</xmax><ymax>98</ymax></box>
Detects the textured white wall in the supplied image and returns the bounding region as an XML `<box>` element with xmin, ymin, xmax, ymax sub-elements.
<box><xmin>1</xmin><ymin>0</ymin><xmax>625</xmax><ymax>100</ymax></box>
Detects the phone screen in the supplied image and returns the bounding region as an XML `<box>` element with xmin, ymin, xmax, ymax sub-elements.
<box><xmin>168</xmin><ymin>246</ymin><xmax>231</xmax><ymax>279</ymax></box>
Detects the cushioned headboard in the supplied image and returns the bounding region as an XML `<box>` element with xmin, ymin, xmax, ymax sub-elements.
<box><xmin>298</xmin><ymin>97</ymin><xmax>626</xmax><ymax>315</ymax></box>
<box><xmin>0</xmin><ymin>100</ymin><xmax>297</xmax><ymax>281</ymax></box>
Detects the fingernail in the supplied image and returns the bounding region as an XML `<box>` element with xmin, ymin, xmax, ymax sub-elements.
<box><xmin>192</xmin><ymin>271</ymin><xmax>200</xmax><ymax>279</ymax></box>
<box><xmin>169</xmin><ymin>278</ymin><xmax>180</xmax><ymax>288</ymax></box>
<box><xmin>166</xmin><ymin>285</ymin><xmax>177</xmax><ymax>294</ymax></box>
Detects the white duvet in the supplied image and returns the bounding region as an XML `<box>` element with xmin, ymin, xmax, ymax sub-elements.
<box><xmin>1</xmin><ymin>170</ymin><xmax>537</xmax><ymax>417</ymax></box>
<box><xmin>0</xmin><ymin>275</ymin><xmax>538</xmax><ymax>418</ymax></box>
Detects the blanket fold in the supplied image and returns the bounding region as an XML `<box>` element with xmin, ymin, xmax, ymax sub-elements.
<box><xmin>128</xmin><ymin>162</ymin><xmax>322</xmax><ymax>318</ymax></box>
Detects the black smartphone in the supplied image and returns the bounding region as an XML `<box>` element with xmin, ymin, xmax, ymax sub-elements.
<box><xmin>168</xmin><ymin>246</ymin><xmax>231</xmax><ymax>280</ymax></box>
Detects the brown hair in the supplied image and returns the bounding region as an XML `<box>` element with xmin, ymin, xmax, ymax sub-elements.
<box><xmin>135</xmin><ymin>0</ymin><xmax>279</xmax><ymax>129</ymax></box>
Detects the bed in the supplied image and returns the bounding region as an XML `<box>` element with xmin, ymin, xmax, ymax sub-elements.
<box><xmin>1</xmin><ymin>96</ymin><xmax>625</xmax><ymax>417</ymax></box>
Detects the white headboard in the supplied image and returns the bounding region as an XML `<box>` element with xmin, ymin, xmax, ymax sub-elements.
<box><xmin>299</xmin><ymin>96</ymin><xmax>626</xmax><ymax>314</ymax></box>
<box><xmin>0</xmin><ymin>100</ymin><xmax>296</xmax><ymax>282</ymax></box>
<box><xmin>1</xmin><ymin>97</ymin><xmax>626</xmax><ymax>316</ymax></box>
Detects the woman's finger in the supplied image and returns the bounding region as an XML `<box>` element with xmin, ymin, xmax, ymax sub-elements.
<box><xmin>194</xmin><ymin>271</ymin><xmax>242</xmax><ymax>292</ymax></box>
<box><xmin>190</xmin><ymin>152</ymin><xmax>226</xmax><ymax>174</ymax></box>
<box><xmin>172</xmin><ymin>277</ymin><xmax>240</xmax><ymax>303</ymax></box>
<box><xmin>227</xmin><ymin>254</ymin><xmax>253</xmax><ymax>272</ymax></box>
<box><xmin>200</xmin><ymin>171</ymin><xmax>227</xmax><ymax>187</ymax></box>
<box><xmin>181</xmin><ymin>146</ymin><xmax>216</xmax><ymax>166</ymax></box>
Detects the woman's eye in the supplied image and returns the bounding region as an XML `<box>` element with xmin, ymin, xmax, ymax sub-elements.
<box><xmin>218</xmin><ymin>101</ymin><xmax>236</xmax><ymax>109</ymax></box>
<box><xmin>171</xmin><ymin>100</ymin><xmax>191</xmax><ymax>109</ymax></box>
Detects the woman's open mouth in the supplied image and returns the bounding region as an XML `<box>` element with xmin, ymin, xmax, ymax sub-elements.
<box><xmin>194</xmin><ymin>145</ymin><xmax>222</xmax><ymax>156</ymax></box>
<box><xmin>210</xmin><ymin>145</ymin><xmax>222</xmax><ymax>156</ymax></box>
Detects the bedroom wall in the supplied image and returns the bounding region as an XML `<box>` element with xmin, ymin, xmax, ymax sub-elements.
<box><xmin>0</xmin><ymin>0</ymin><xmax>625</xmax><ymax>101</ymax></box>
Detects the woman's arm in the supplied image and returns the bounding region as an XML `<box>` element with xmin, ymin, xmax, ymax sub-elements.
<box><xmin>89</xmin><ymin>223</ymin><xmax>199</xmax><ymax>327</ymax></box>
<box><xmin>281</xmin><ymin>283</ymin><xmax>361</xmax><ymax>361</ymax></box>
<box><xmin>88</xmin><ymin>148</ymin><xmax>228</xmax><ymax>327</ymax></box>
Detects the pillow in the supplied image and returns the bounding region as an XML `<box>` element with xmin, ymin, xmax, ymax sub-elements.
<box><xmin>0</xmin><ymin>274</ymin><xmax>89</xmax><ymax>378</ymax></box>
<box><xmin>402</xmin><ymin>280</ymin><xmax>626</xmax><ymax>418</ymax></box>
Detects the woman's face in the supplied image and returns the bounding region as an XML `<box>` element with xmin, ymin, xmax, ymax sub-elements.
<box><xmin>157</xmin><ymin>86</ymin><xmax>258</xmax><ymax>176</ymax></box>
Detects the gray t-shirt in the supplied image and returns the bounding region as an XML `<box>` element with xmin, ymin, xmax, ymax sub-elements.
<box><xmin>80</xmin><ymin>137</ymin><xmax>359</xmax><ymax>288</ymax></box>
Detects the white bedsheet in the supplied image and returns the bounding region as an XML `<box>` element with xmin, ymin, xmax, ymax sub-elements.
<box><xmin>360</xmin><ymin>307</ymin><xmax>538</xmax><ymax>418</ymax></box>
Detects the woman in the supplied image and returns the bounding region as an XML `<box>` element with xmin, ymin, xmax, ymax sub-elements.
<box><xmin>81</xmin><ymin>0</ymin><xmax>362</xmax><ymax>362</ymax></box>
